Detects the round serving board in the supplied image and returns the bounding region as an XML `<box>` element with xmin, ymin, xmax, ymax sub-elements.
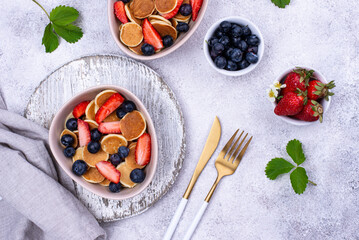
<box><xmin>25</xmin><ymin>55</ymin><xmax>185</xmax><ymax>222</ymax></box>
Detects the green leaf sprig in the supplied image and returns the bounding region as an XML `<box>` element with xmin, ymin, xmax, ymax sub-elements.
<box><xmin>32</xmin><ymin>0</ymin><xmax>83</xmax><ymax>53</ymax></box>
<box><xmin>271</xmin><ymin>0</ymin><xmax>291</xmax><ymax>8</ymax></box>
<box><xmin>265</xmin><ymin>139</ymin><xmax>316</xmax><ymax>194</ymax></box>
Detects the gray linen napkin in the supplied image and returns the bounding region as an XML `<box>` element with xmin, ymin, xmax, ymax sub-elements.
<box><xmin>0</xmin><ymin>94</ymin><xmax>106</xmax><ymax>240</ymax></box>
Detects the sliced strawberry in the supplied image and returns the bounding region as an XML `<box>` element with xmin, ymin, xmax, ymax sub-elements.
<box><xmin>77</xmin><ymin>119</ymin><xmax>91</xmax><ymax>146</ymax></box>
<box><xmin>98</xmin><ymin>121</ymin><xmax>122</xmax><ymax>134</ymax></box>
<box><xmin>95</xmin><ymin>93</ymin><xmax>124</xmax><ymax>124</ymax></box>
<box><xmin>96</xmin><ymin>161</ymin><xmax>121</xmax><ymax>184</ymax></box>
<box><xmin>161</xmin><ymin>0</ymin><xmax>184</xmax><ymax>19</ymax></box>
<box><xmin>190</xmin><ymin>0</ymin><xmax>203</xmax><ymax>21</ymax></box>
<box><xmin>142</xmin><ymin>19</ymin><xmax>163</xmax><ymax>50</ymax></box>
<box><xmin>72</xmin><ymin>101</ymin><xmax>90</xmax><ymax>119</ymax></box>
<box><xmin>135</xmin><ymin>133</ymin><xmax>151</xmax><ymax>166</ymax></box>
<box><xmin>114</xmin><ymin>1</ymin><xmax>128</xmax><ymax>24</ymax></box>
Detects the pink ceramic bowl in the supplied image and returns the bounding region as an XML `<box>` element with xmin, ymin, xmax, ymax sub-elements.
<box><xmin>49</xmin><ymin>85</ymin><xmax>158</xmax><ymax>200</ymax></box>
<box><xmin>107</xmin><ymin>0</ymin><xmax>208</xmax><ymax>60</ymax></box>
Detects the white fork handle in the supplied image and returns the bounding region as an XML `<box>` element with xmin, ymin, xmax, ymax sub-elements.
<box><xmin>183</xmin><ymin>201</ymin><xmax>209</xmax><ymax>240</ymax></box>
<box><xmin>163</xmin><ymin>198</ymin><xmax>188</xmax><ymax>240</ymax></box>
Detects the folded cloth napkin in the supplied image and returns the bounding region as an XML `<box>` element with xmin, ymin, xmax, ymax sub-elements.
<box><xmin>0</xmin><ymin>94</ymin><xmax>106</xmax><ymax>240</ymax></box>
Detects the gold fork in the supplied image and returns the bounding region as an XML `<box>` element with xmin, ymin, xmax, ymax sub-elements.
<box><xmin>183</xmin><ymin>130</ymin><xmax>252</xmax><ymax>240</ymax></box>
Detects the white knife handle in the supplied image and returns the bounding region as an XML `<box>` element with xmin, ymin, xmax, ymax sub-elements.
<box><xmin>183</xmin><ymin>201</ymin><xmax>209</xmax><ymax>240</ymax></box>
<box><xmin>163</xmin><ymin>198</ymin><xmax>188</xmax><ymax>240</ymax></box>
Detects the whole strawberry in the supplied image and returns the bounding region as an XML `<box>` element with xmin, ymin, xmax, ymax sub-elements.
<box><xmin>274</xmin><ymin>91</ymin><xmax>306</xmax><ymax>116</ymax></box>
<box><xmin>281</xmin><ymin>68</ymin><xmax>314</xmax><ymax>96</ymax></box>
<box><xmin>293</xmin><ymin>100</ymin><xmax>323</xmax><ymax>122</ymax></box>
<box><xmin>307</xmin><ymin>80</ymin><xmax>335</xmax><ymax>101</ymax></box>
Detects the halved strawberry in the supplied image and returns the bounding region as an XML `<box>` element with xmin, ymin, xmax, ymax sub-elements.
<box><xmin>72</xmin><ymin>101</ymin><xmax>90</xmax><ymax>119</ymax></box>
<box><xmin>96</xmin><ymin>161</ymin><xmax>121</xmax><ymax>184</ymax></box>
<box><xmin>142</xmin><ymin>19</ymin><xmax>163</xmax><ymax>50</ymax></box>
<box><xmin>135</xmin><ymin>133</ymin><xmax>151</xmax><ymax>166</ymax></box>
<box><xmin>114</xmin><ymin>1</ymin><xmax>128</xmax><ymax>24</ymax></box>
<box><xmin>77</xmin><ymin>119</ymin><xmax>91</xmax><ymax>146</ymax></box>
<box><xmin>95</xmin><ymin>93</ymin><xmax>124</xmax><ymax>124</ymax></box>
<box><xmin>98</xmin><ymin>121</ymin><xmax>122</xmax><ymax>134</ymax></box>
<box><xmin>161</xmin><ymin>0</ymin><xmax>184</xmax><ymax>19</ymax></box>
<box><xmin>190</xmin><ymin>0</ymin><xmax>203</xmax><ymax>21</ymax></box>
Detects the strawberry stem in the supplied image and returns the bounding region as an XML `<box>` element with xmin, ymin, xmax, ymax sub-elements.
<box><xmin>308</xmin><ymin>180</ymin><xmax>317</xmax><ymax>186</ymax></box>
<box><xmin>32</xmin><ymin>0</ymin><xmax>50</xmax><ymax>19</ymax></box>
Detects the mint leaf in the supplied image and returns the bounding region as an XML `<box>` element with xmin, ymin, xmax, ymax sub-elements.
<box><xmin>265</xmin><ymin>158</ymin><xmax>295</xmax><ymax>180</ymax></box>
<box><xmin>42</xmin><ymin>23</ymin><xmax>59</xmax><ymax>53</ymax></box>
<box><xmin>290</xmin><ymin>167</ymin><xmax>308</xmax><ymax>194</ymax></box>
<box><xmin>53</xmin><ymin>24</ymin><xmax>83</xmax><ymax>43</ymax></box>
<box><xmin>286</xmin><ymin>139</ymin><xmax>305</xmax><ymax>165</ymax></box>
<box><xmin>50</xmin><ymin>6</ymin><xmax>79</xmax><ymax>26</ymax></box>
<box><xmin>271</xmin><ymin>0</ymin><xmax>290</xmax><ymax>8</ymax></box>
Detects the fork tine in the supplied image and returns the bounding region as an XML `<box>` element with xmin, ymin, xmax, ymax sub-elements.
<box><xmin>233</xmin><ymin>136</ymin><xmax>253</xmax><ymax>166</ymax></box>
<box><xmin>230</xmin><ymin>133</ymin><xmax>248</xmax><ymax>162</ymax></box>
<box><xmin>224</xmin><ymin>131</ymin><xmax>244</xmax><ymax>161</ymax></box>
<box><xmin>217</xmin><ymin>129</ymin><xmax>239</xmax><ymax>159</ymax></box>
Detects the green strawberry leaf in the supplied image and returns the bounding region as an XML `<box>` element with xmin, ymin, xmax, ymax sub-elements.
<box><xmin>50</xmin><ymin>6</ymin><xmax>79</xmax><ymax>26</ymax></box>
<box><xmin>290</xmin><ymin>167</ymin><xmax>308</xmax><ymax>194</ymax></box>
<box><xmin>286</xmin><ymin>139</ymin><xmax>305</xmax><ymax>165</ymax></box>
<box><xmin>42</xmin><ymin>23</ymin><xmax>59</xmax><ymax>53</ymax></box>
<box><xmin>53</xmin><ymin>23</ymin><xmax>83</xmax><ymax>43</ymax></box>
<box><xmin>265</xmin><ymin>158</ymin><xmax>295</xmax><ymax>180</ymax></box>
<box><xmin>271</xmin><ymin>0</ymin><xmax>290</xmax><ymax>8</ymax></box>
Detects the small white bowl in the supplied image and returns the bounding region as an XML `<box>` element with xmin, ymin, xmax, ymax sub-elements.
<box><xmin>203</xmin><ymin>16</ymin><xmax>264</xmax><ymax>77</ymax></box>
<box><xmin>272</xmin><ymin>66</ymin><xmax>331</xmax><ymax>126</ymax></box>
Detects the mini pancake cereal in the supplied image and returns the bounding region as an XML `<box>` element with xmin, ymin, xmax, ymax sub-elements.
<box><xmin>120</xmin><ymin>22</ymin><xmax>144</xmax><ymax>47</ymax></box>
<box><xmin>125</xmin><ymin>3</ymin><xmax>142</xmax><ymax>25</ymax></box>
<box><xmin>155</xmin><ymin>0</ymin><xmax>177</xmax><ymax>14</ymax></box>
<box><xmin>60</xmin><ymin>89</ymin><xmax>152</xmax><ymax>193</ymax></box>
<box><xmin>131</xmin><ymin>0</ymin><xmax>155</xmax><ymax>19</ymax></box>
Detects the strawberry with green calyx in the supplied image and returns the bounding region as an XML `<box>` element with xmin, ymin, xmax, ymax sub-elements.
<box><xmin>274</xmin><ymin>91</ymin><xmax>306</xmax><ymax>116</ymax></box>
<box><xmin>281</xmin><ymin>68</ymin><xmax>315</xmax><ymax>96</ymax></box>
<box><xmin>307</xmin><ymin>80</ymin><xmax>335</xmax><ymax>101</ymax></box>
<box><xmin>293</xmin><ymin>100</ymin><xmax>324</xmax><ymax>123</ymax></box>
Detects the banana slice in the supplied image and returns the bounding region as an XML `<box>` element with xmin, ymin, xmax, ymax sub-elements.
<box><xmin>116</xmin><ymin>162</ymin><xmax>137</xmax><ymax>188</ymax></box>
<box><xmin>60</xmin><ymin>129</ymin><xmax>78</xmax><ymax>148</ymax></box>
<box><xmin>84</xmin><ymin>119</ymin><xmax>99</xmax><ymax>130</ymax></box>
<box><xmin>82</xmin><ymin>167</ymin><xmax>105</xmax><ymax>183</ymax></box>
<box><xmin>125</xmin><ymin>143</ymin><xmax>145</xmax><ymax>169</ymax></box>
<box><xmin>119</xmin><ymin>110</ymin><xmax>147</xmax><ymax>141</ymax></box>
<box><xmin>100</xmin><ymin>134</ymin><xmax>128</xmax><ymax>154</ymax></box>
<box><xmin>83</xmin><ymin>146</ymin><xmax>109</xmax><ymax>167</ymax></box>
<box><xmin>72</xmin><ymin>147</ymin><xmax>84</xmax><ymax>163</ymax></box>
<box><xmin>85</xmin><ymin>100</ymin><xmax>96</xmax><ymax>121</ymax></box>
<box><xmin>95</xmin><ymin>90</ymin><xmax>117</xmax><ymax>109</ymax></box>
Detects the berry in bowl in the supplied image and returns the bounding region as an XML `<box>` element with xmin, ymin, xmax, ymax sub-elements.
<box><xmin>203</xmin><ymin>16</ymin><xmax>264</xmax><ymax>76</ymax></box>
<box><xmin>268</xmin><ymin>67</ymin><xmax>335</xmax><ymax>125</ymax></box>
<box><xmin>108</xmin><ymin>0</ymin><xmax>208</xmax><ymax>60</ymax></box>
<box><xmin>49</xmin><ymin>86</ymin><xmax>158</xmax><ymax>200</ymax></box>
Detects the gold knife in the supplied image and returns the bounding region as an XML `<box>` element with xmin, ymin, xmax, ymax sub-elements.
<box><xmin>163</xmin><ymin>117</ymin><xmax>221</xmax><ymax>240</ymax></box>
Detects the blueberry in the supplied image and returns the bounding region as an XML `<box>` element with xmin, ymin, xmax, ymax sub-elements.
<box><xmin>213</xmin><ymin>42</ymin><xmax>225</xmax><ymax>55</ymax></box>
<box><xmin>176</xmin><ymin>22</ymin><xmax>189</xmax><ymax>32</ymax></box>
<box><xmin>141</xmin><ymin>43</ymin><xmax>155</xmax><ymax>56</ymax></box>
<box><xmin>214</xmin><ymin>56</ymin><xmax>227</xmax><ymax>69</ymax></box>
<box><xmin>109</xmin><ymin>154</ymin><xmax>122</xmax><ymax>166</ymax></box>
<box><xmin>242</xmin><ymin>25</ymin><xmax>251</xmax><ymax>36</ymax></box>
<box><xmin>179</xmin><ymin>3</ymin><xmax>192</xmax><ymax>16</ymax></box>
<box><xmin>66</xmin><ymin>118</ymin><xmax>78</xmax><ymax>131</ymax></box>
<box><xmin>219</xmin><ymin>36</ymin><xmax>230</xmax><ymax>48</ymax></box>
<box><xmin>248</xmin><ymin>46</ymin><xmax>258</xmax><ymax>54</ymax></box>
<box><xmin>238</xmin><ymin>59</ymin><xmax>250</xmax><ymax>69</ymax></box>
<box><xmin>118</xmin><ymin>146</ymin><xmax>130</xmax><ymax>158</ymax></box>
<box><xmin>109</xmin><ymin>182</ymin><xmax>122</xmax><ymax>193</ymax></box>
<box><xmin>208</xmin><ymin>37</ymin><xmax>219</xmax><ymax>47</ymax></box>
<box><xmin>231</xmin><ymin>25</ymin><xmax>243</xmax><ymax>37</ymax></box>
<box><xmin>215</xmin><ymin>30</ymin><xmax>225</xmax><ymax>38</ymax></box>
<box><xmin>130</xmin><ymin>169</ymin><xmax>146</xmax><ymax>183</ymax></box>
<box><xmin>232</xmin><ymin>37</ymin><xmax>241</xmax><ymax>48</ymax></box>
<box><xmin>72</xmin><ymin>160</ymin><xmax>87</xmax><ymax>176</ymax></box>
<box><xmin>238</xmin><ymin>40</ymin><xmax>248</xmax><ymax>52</ymax></box>
<box><xmin>246</xmin><ymin>35</ymin><xmax>260</xmax><ymax>46</ymax></box>
<box><xmin>120</xmin><ymin>0</ymin><xmax>131</xmax><ymax>3</ymax></box>
<box><xmin>225</xmin><ymin>47</ymin><xmax>234</xmax><ymax>58</ymax></box>
<box><xmin>226</xmin><ymin>60</ymin><xmax>238</xmax><ymax>71</ymax></box>
<box><xmin>220</xmin><ymin>21</ymin><xmax>232</xmax><ymax>33</ymax></box>
<box><xmin>122</xmin><ymin>100</ymin><xmax>136</xmax><ymax>113</ymax></box>
<box><xmin>246</xmin><ymin>52</ymin><xmax>259</xmax><ymax>64</ymax></box>
<box><xmin>116</xmin><ymin>107</ymin><xmax>127</xmax><ymax>119</ymax></box>
<box><xmin>210</xmin><ymin>49</ymin><xmax>219</xmax><ymax>59</ymax></box>
<box><xmin>162</xmin><ymin>35</ymin><xmax>174</xmax><ymax>48</ymax></box>
<box><xmin>61</xmin><ymin>134</ymin><xmax>74</xmax><ymax>147</ymax></box>
<box><xmin>64</xmin><ymin>146</ymin><xmax>76</xmax><ymax>158</ymax></box>
<box><xmin>87</xmin><ymin>141</ymin><xmax>101</xmax><ymax>154</ymax></box>
<box><xmin>230</xmin><ymin>48</ymin><xmax>243</xmax><ymax>63</ymax></box>
<box><xmin>90</xmin><ymin>129</ymin><xmax>102</xmax><ymax>142</ymax></box>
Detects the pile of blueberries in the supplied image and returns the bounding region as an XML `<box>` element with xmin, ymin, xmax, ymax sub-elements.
<box><xmin>208</xmin><ymin>21</ymin><xmax>261</xmax><ymax>71</ymax></box>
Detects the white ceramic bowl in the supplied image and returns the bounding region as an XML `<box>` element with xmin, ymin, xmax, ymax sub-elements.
<box><xmin>203</xmin><ymin>16</ymin><xmax>264</xmax><ymax>77</ymax></box>
<box><xmin>272</xmin><ymin>66</ymin><xmax>331</xmax><ymax>126</ymax></box>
